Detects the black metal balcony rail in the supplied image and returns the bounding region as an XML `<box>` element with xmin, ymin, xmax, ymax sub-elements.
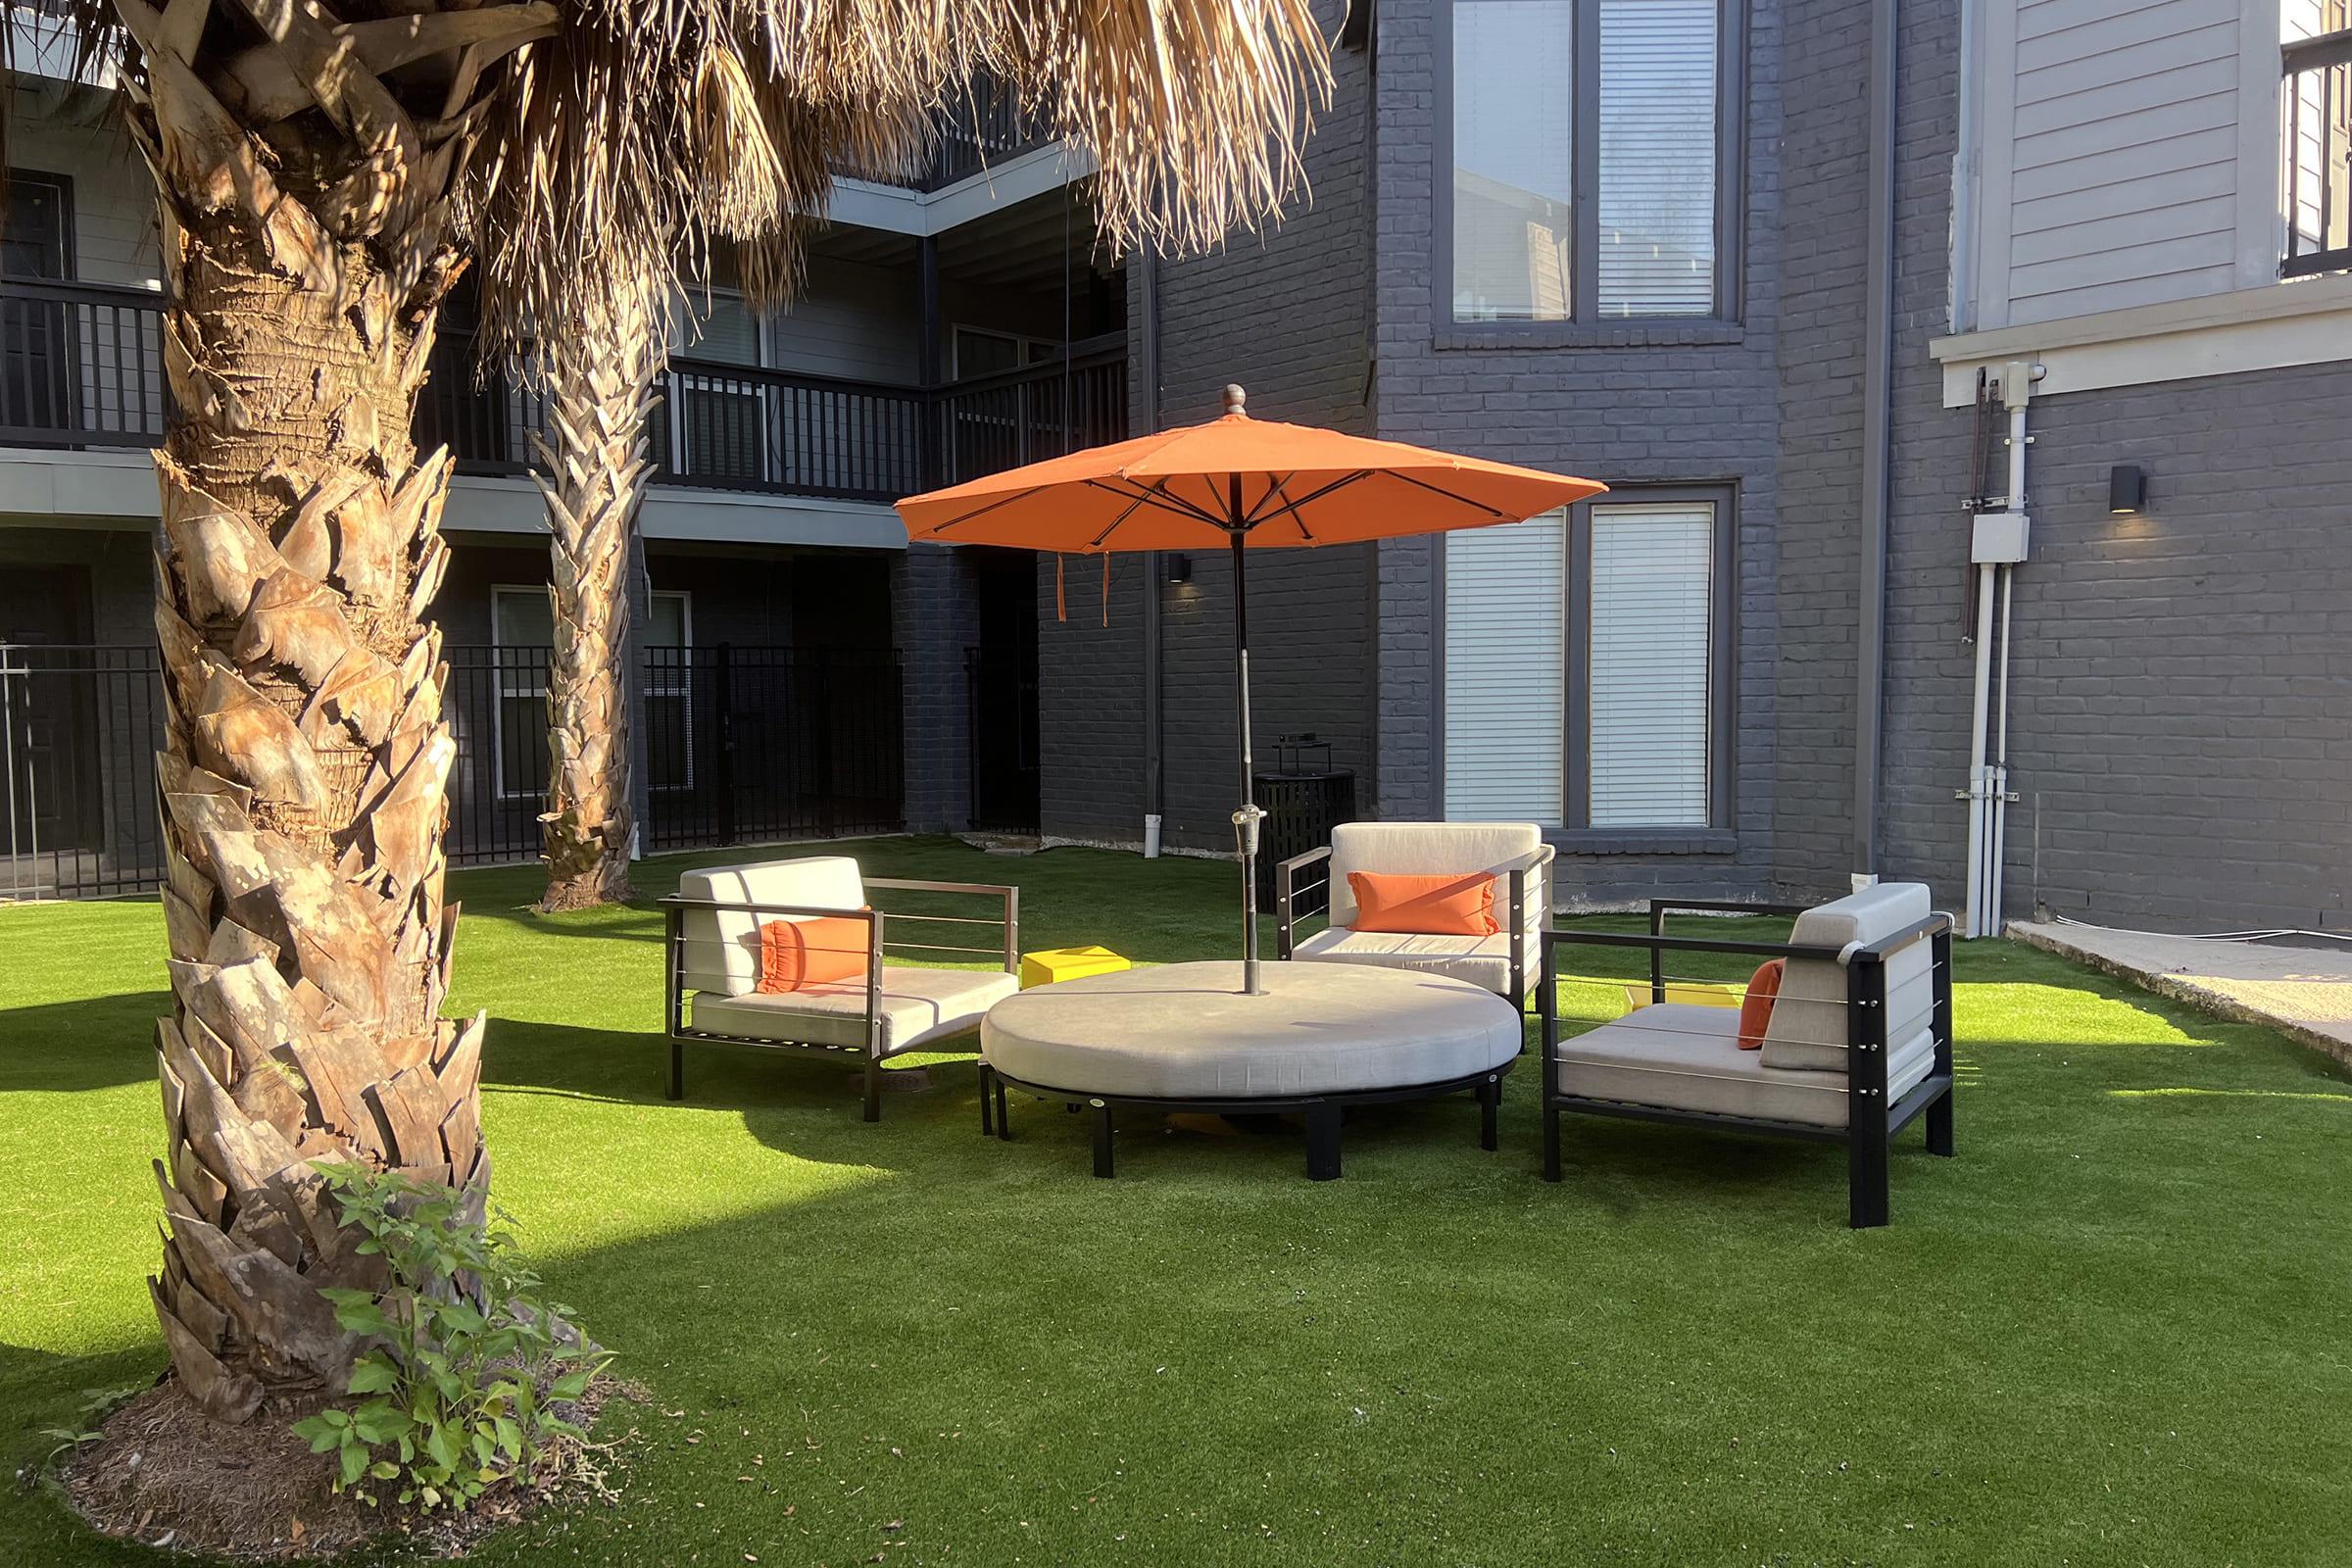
<box><xmin>0</xmin><ymin>277</ymin><xmax>168</xmax><ymax>450</ymax></box>
<box><xmin>0</xmin><ymin>277</ymin><xmax>1128</xmax><ymax>503</ymax></box>
<box><xmin>2283</xmin><ymin>24</ymin><xmax>2352</xmax><ymax>279</ymax></box>
<box><xmin>910</xmin><ymin>85</ymin><xmax>1054</xmax><ymax>192</ymax></box>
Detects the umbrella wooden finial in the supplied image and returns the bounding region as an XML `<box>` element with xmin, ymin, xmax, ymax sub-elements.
<box><xmin>1223</xmin><ymin>383</ymin><xmax>1248</xmax><ymax>416</ymax></box>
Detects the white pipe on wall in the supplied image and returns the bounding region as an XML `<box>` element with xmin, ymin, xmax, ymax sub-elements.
<box><xmin>1964</xmin><ymin>375</ymin><xmax>2034</xmax><ymax>937</ymax></box>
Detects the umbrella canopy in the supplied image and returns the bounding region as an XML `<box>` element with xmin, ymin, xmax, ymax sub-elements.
<box><xmin>897</xmin><ymin>386</ymin><xmax>1606</xmax><ymax>996</ymax></box>
<box><xmin>900</xmin><ymin>388</ymin><xmax>1605</xmax><ymax>553</ymax></box>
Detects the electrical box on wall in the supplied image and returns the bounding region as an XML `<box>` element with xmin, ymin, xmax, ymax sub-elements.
<box><xmin>1971</xmin><ymin>511</ymin><xmax>2030</xmax><ymax>564</ymax></box>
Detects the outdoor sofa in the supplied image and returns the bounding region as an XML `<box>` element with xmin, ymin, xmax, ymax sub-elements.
<box><xmin>661</xmin><ymin>857</ymin><xmax>1019</xmax><ymax>1119</ymax></box>
<box><xmin>1541</xmin><ymin>882</ymin><xmax>1956</xmax><ymax>1228</ymax></box>
<box><xmin>1274</xmin><ymin>821</ymin><xmax>1555</xmax><ymax>1007</ymax></box>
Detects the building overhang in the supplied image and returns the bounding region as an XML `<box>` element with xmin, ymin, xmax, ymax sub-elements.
<box><xmin>0</xmin><ymin>450</ymin><xmax>907</xmax><ymax>552</ymax></box>
<box><xmin>1931</xmin><ymin>273</ymin><xmax>2352</xmax><ymax>407</ymax></box>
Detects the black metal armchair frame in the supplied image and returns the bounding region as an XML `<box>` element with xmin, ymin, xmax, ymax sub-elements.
<box><xmin>661</xmin><ymin>876</ymin><xmax>1018</xmax><ymax>1120</ymax></box>
<box><xmin>1274</xmin><ymin>842</ymin><xmax>1558</xmax><ymax>1005</ymax></box>
<box><xmin>1538</xmin><ymin>899</ymin><xmax>1956</xmax><ymax>1228</ymax></box>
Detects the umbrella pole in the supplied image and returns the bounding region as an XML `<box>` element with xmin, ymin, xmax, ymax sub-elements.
<box><xmin>1230</xmin><ymin>524</ymin><xmax>1265</xmax><ymax>996</ymax></box>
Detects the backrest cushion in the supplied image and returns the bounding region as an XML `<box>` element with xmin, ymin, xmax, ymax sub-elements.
<box><xmin>1347</xmin><ymin>871</ymin><xmax>1500</xmax><ymax>936</ymax></box>
<box><xmin>1738</xmin><ymin>959</ymin><xmax>1784</xmax><ymax>1050</ymax></box>
<box><xmin>678</xmin><ymin>857</ymin><xmax>865</xmax><ymax>996</ymax></box>
<box><xmin>1328</xmin><ymin>822</ymin><xmax>1544</xmax><ymax>935</ymax></box>
<box><xmin>1758</xmin><ymin>882</ymin><xmax>1935</xmax><ymax>1072</ymax></box>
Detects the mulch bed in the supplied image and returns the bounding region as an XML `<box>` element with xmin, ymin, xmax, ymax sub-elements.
<box><xmin>56</xmin><ymin>1373</ymin><xmax>637</xmax><ymax>1561</ymax></box>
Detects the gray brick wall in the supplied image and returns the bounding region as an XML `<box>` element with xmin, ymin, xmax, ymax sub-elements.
<box><xmin>1878</xmin><ymin>361</ymin><xmax>2352</xmax><ymax>931</ymax></box>
<box><xmin>1373</xmin><ymin>0</ymin><xmax>1786</xmax><ymax>905</ymax></box>
<box><xmin>1038</xmin><ymin>0</ymin><xmax>1377</xmax><ymax>854</ymax></box>
<box><xmin>893</xmin><ymin>543</ymin><xmax>979</xmax><ymax>832</ymax></box>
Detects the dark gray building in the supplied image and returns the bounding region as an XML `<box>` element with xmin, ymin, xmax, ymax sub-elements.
<box><xmin>1028</xmin><ymin>0</ymin><xmax>2352</xmax><ymax>935</ymax></box>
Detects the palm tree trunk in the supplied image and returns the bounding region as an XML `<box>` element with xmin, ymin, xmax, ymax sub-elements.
<box><xmin>114</xmin><ymin>2</ymin><xmax>548</xmax><ymax>1422</ymax></box>
<box><xmin>531</xmin><ymin>275</ymin><xmax>665</xmax><ymax>909</ymax></box>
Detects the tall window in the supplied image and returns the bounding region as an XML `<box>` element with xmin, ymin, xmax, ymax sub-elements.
<box><xmin>1448</xmin><ymin>0</ymin><xmax>1730</xmax><ymax>323</ymax></box>
<box><xmin>1581</xmin><ymin>502</ymin><xmax>1716</xmax><ymax>826</ymax></box>
<box><xmin>1442</xmin><ymin>489</ymin><xmax>1734</xmax><ymax>832</ymax></box>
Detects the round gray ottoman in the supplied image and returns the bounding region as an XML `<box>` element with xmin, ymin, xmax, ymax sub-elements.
<box><xmin>978</xmin><ymin>959</ymin><xmax>1522</xmax><ymax>1179</ymax></box>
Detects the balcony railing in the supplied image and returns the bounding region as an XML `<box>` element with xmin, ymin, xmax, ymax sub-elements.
<box><xmin>2283</xmin><ymin>25</ymin><xmax>2352</xmax><ymax>278</ymax></box>
<box><xmin>0</xmin><ymin>277</ymin><xmax>1127</xmax><ymax>504</ymax></box>
<box><xmin>912</xmin><ymin>87</ymin><xmax>1053</xmax><ymax>192</ymax></box>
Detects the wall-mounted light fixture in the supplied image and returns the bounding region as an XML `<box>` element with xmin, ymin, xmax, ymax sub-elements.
<box><xmin>2108</xmin><ymin>465</ymin><xmax>2146</xmax><ymax>514</ymax></box>
<box><xmin>1166</xmin><ymin>553</ymin><xmax>1193</xmax><ymax>584</ymax></box>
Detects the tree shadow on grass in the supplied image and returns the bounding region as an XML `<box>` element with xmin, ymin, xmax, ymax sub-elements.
<box><xmin>0</xmin><ymin>993</ymin><xmax>167</xmax><ymax>1094</ymax></box>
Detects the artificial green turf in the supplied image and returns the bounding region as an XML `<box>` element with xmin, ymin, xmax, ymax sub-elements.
<box><xmin>4</xmin><ymin>837</ymin><xmax>2349</xmax><ymax>1565</ymax></box>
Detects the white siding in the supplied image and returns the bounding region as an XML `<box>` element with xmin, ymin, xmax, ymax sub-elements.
<box><xmin>7</xmin><ymin>113</ymin><xmax>160</xmax><ymax>285</ymax></box>
<box><xmin>1444</xmin><ymin>513</ymin><xmax>1566</xmax><ymax>825</ymax></box>
<box><xmin>1964</xmin><ymin>0</ymin><xmax>2281</xmax><ymax>330</ymax></box>
<box><xmin>765</xmin><ymin>257</ymin><xmax>920</xmax><ymax>382</ymax></box>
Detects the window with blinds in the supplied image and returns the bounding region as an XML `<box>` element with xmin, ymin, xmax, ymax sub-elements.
<box><xmin>1595</xmin><ymin>0</ymin><xmax>1720</xmax><ymax>317</ymax></box>
<box><xmin>1444</xmin><ymin>511</ymin><xmax>1568</xmax><ymax>824</ymax></box>
<box><xmin>1586</xmin><ymin>503</ymin><xmax>1713</xmax><ymax>826</ymax></box>
<box><xmin>1446</xmin><ymin>0</ymin><xmax>1728</xmax><ymax>324</ymax></box>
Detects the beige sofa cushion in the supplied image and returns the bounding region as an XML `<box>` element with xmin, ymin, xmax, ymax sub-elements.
<box><xmin>1292</xmin><ymin>924</ymin><xmax>1516</xmax><ymax>998</ymax></box>
<box><xmin>1327</xmin><ymin>821</ymin><xmax>1545</xmax><ymax>932</ymax></box>
<box><xmin>1555</xmin><ymin>1004</ymin><xmax>1937</xmax><ymax>1129</ymax></box>
<box><xmin>981</xmin><ymin>960</ymin><xmax>1520</xmax><ymax>1101</ymax></box>
<box><xmin>1759</xmin><ymin>882</ymin><xmax>1936</xmax><ymax>1073</ymax></box>
<box><xmin>678</xmin><ymin>857</ymin><xmax>865</xmax><ymax>997</ymax></box>
<box><xmin>690</xmin><ymin>965</ymin><xmax>1015</xmax><ymax>1056</ymax></box>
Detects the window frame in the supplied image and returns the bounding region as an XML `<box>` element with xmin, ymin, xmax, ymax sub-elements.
<box><xmin>1434</xmin><ymin>0</ymin><xmax>1746</xmax><ymax>337</ymax></box>
<box><xmin>1561</xmin><ymin>484</ymin><xmax>1738</xmax><ymax>838</ymax></box>
<box><xmin>488</xmin><ymin>584</ymin><xmax>551</xmax><ymax>802</ymax></box>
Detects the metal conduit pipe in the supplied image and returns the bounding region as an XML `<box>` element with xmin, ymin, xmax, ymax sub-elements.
<box><xmin>1962</xmin><ymin>364</ymin><xmax>2037</xmax><ymax>937</ymax></box>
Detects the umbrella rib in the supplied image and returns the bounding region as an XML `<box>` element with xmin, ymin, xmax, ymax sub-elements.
<box><xmin>1238</xmin><ymin>470</ymin><xmax>1300</xmax><ymax>526</ymax></box>
<box><xmin>1252</xmin><ymin>472</ymin><xmax>1320</xmax><ymax>543</ymax></box>
<box><xmin>1088</xmin><ymin>481</ymin><xmax>1168</xmax><ymax>550</ymax></box>
<box><xmin>916</xmin><ymin>484</ymin><xmax>1052</xmax><ymax>534</ymax></box>
<box><xmin>1382</xmin><ymin>469</ymin><xmax>1517</xmax><ymax>517</ymax></box>
<box><xmin>1242</xmin><ymin>470</ymin><xmax>1377</xmax><ymax>536</ymax></box>
<box><xmin>1083</xmin><ymin>475</ymin><xmax>1229</xmax><ymax>528</ymax></box>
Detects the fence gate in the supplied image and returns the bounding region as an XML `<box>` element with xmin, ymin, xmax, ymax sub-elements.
<box><xmin>0</xmin><ymin>644</ymin><xmax>167</xmax><ymax>900</ymax></box>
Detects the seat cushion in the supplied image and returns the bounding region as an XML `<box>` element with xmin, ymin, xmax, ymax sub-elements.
<box><xmin>691</xmin><ymin>964</ymin><xmax>1015</xmax><ymax>1055</ymax></box>
<box><xmin>1555</xmin><ymin>1004</ymin><xmax>1937</xmax><ymax>1130</ymax></box>
<box><xmin>1293</xmin><ymin>923</ymin><xmax>1519</xmax><ymax>998</ymax></box>
<box><xmin>1759</xmin><ymin>882</ymin><xmax>1935</xmax><ymax>1073</ymax></box>
<box><xmin>982</xmin><ymin>960</ymin><xmax>1520</xmax><ymax>1101</ymax></box>
<box><xmin>679</xmin><ymin>857</ymin><xmax>865</xmax><ymax>997</ymax></box>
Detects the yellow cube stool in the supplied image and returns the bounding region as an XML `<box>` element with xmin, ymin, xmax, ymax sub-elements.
<box><xmin>1020</xmin><ymin>946</ymin><xmax>1132</xmax><ymax>989</ymax></box>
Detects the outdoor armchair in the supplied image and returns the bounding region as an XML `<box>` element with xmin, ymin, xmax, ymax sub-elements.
<box><xmin>661</xmin><ymin>856</ymin><xmax>1018</xmax><ymax>1120</ymax></box>
<box><xmin>1539</xmin><ymin>883</ymin><xmax>1956</xmax><ymax>1228</ymax></box>
<box><xmin>1275</xmin><ymin>821</ymin><xmax>1555</xmax><ymax>1007</ymax></box>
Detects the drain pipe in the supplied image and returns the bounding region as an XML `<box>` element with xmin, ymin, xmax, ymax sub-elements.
<box><xmin>1138</xmin><ymin>248</ymin><xmax>1166</xmax><ymax>857</ymax></box>
<box><xmin>1962</xmin><ymin>361</ymin><xmax>2037</xmax><ymax>936</ymax></box>
<box><xmin>1851</xmin><ymin>0</ymin><xmax>1898</xmax><ymax>891</ymax></box>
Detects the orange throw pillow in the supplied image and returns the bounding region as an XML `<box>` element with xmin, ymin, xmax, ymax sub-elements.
<box><xmin>1739</xmin><ymin>959</ymin><xmax>1785</xmax><ymax>1050</ymax></box>
<box><xmin>756</xmin><ymin>915</ymin><xmax>871</xmax><ymax>994</ymax></box>
<box><xmin>1347</xmin><ymin>870</ymin><xmax>1499</xmax><ymax>937</ymax></box>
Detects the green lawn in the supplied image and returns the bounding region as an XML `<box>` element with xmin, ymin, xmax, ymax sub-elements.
<box><xmin>5</xmin><ymin>837</ymin><xmax>2349</xmax><ymax>1565</ymax></box>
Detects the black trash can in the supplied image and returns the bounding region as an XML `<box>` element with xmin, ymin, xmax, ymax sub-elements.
<box><xmin>1251</xmin><ymin>735</ymin><xmax>1355</xmax><ymax>913</ymax></box>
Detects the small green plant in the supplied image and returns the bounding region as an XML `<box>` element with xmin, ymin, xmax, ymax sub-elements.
<box><xmin>292</xmin><ymin>1165</ymin><xmax>606</xmax><ymax>1511</ymax></box>
<box><xmin>36</xmin><ymin>1386</ymin><xmax>137</xmax><ymax>1471</ymax></box>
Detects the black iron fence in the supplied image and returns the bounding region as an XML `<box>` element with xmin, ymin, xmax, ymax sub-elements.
<box><xmin>2284</xmin><ymin>24</ymin><xmax>2352</xmax><ymax>278</ymax></box>
<box><xmin>3</xmin><ymin>643</ymin><xmax>904</xmax><ymax>898</ymax></box>
<box><xmin>0</xmin><ymin>644</ymin><xmax>167</xmax><ymax>900</ymax></box>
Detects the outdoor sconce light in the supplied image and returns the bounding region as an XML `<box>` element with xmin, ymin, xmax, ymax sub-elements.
<box><xmin>2108</xmin><ymin>465</ymin><xmax>2146</xmax><ymax>514</ymax></box>
<box><xmin>1166</xmin><ymin>553</ymin><xmax>1193</xmax><ymax>584</ymax></box>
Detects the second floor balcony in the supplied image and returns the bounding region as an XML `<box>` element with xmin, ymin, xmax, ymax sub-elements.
<box><xmin>0</xmin><ymin>277</ymin><xmax>1127</xmax><ymax>507</ymax></box>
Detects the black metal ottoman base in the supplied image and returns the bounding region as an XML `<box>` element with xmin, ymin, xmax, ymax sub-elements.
<box><xmin>976</xmin><ymin>1060</ymin><xmax>1512</xmax><ymax>1180</ymax></box>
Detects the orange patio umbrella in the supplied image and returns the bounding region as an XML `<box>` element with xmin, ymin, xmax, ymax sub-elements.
<box><xmin>898</xmin><ymin>385</ymin><xmax>1605</xmax><ymax>995</ymax></box>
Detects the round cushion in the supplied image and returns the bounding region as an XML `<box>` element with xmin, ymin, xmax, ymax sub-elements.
<box><xmin>980</xmin><ymin>959</ymin><xmax>1522</xmax><ymax>1102</ymax></box>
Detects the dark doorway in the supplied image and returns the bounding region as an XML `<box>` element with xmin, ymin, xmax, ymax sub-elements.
<box><xmin>0</xmin><ymin>564</ymin><xmax>101</xmax><ymax>858</ymax></box>
<box><xmin>966</xmin><ymin>550</ymin><xmax>1039</xmax><ymax>832</ymax></box>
